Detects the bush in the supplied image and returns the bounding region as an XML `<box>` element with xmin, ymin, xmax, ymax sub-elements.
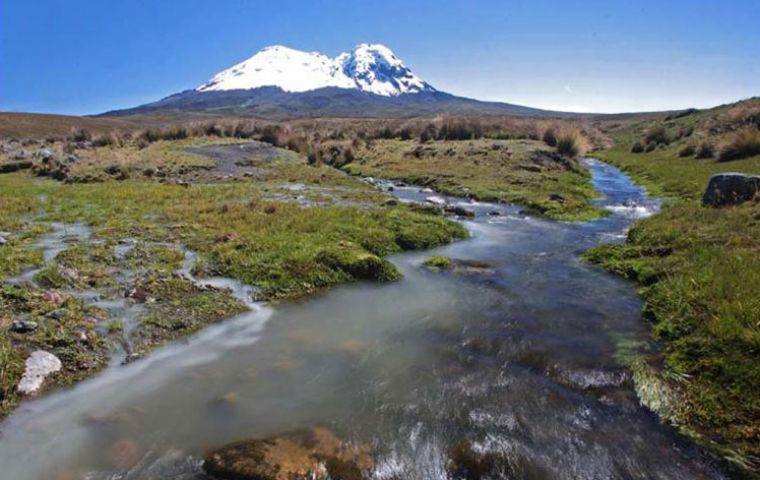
<box><xmin>695</xmin><ymin>142</ymin><xmax>715</xmax><ymax>159</ymax></box>
<box><xmin>678</xmin><ymin>144</ymin><xmax>695</xmax><ymax>157</ymax></box>
<box><xmin>92</xmin><ymin>135</ymin><xmax>114</xmax><ymax>148</ymax></box>
<box><xmin>419</xmin><ymin>124</ymin><xmax>437</xmax><ymax>143</ymax></box>
<box><xmin>556</xmin><ymin>129</ymin><xmax>588</xmax><ymax>158</ymax></box>
<box><xmin>542</xmin><ymin>127</ymin><xmax>558</xmax><ymax>147</ymax></box>
<box><xmin>718</xmin><ymin>128</ymin><xmax>760</xmax><ymax>161</ymax></box>
<box><xmin>68</xmin><ymin>128</ymin><xmax>91</xmax><ymax>142</ymax></box>
<box><xmin>630</xmin><ymin>142</ymin><xmax>645</xmax><ymax>153</ymax></box>
<box><xmin>161</xmin><ymin>126</ymin><xmax>188</xmax><ymax>141</ymax></box>
<box><xmin>643</xmin><ymin>127</ymin><xmax>670</xmax><ymax>146</ymax></box>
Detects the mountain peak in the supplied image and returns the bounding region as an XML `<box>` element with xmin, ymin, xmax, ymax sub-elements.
<box><xmin>197</xmin><ymin>43</ymin><xmax>434</xmax><ymax>96</ymax></box>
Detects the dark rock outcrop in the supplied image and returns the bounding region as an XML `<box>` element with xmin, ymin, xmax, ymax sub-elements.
<box><xmin>702</xmin><ymin>173</ymin><xmax>760</xmax><ymax>206</ymax></box>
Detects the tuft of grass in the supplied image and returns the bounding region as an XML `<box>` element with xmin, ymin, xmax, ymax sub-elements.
<box><xmin>556</xmin><ymin>128</ymin><xmax>589</xmax><ymax>158</ymax></box>
<box><xmin>719</xmin><ymin>128</ymin><xmax>760</xmax><ymax>162</ymax></box>
<box><xmin>422</xmin><ymin>256</ymin><xmax>451</xmax><ymax>269</ymax></box>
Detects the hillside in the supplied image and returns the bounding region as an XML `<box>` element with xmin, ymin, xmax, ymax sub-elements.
<box><xmin>588</xmin><ymin>97</ymin><xmax>760</xmax><ymax>472</ymax></box>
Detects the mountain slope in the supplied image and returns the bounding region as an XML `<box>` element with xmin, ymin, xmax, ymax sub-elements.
<box><xmin>197</xmin><ymin>44</ymin><xmax>434</xmax><ymax>96</ymax></box>
<box><xmin>101</xmin><ymin>43</ymin><xmax>584</xmax><ymax>119</ymax></box>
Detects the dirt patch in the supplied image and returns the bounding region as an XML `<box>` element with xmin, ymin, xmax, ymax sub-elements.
<box><xmin>182</xmin><ymin>141</ymin><xmax>296</xmax><ymax>182</ymax></box>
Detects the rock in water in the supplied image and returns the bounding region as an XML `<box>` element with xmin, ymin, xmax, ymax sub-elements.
<box><xmin>17</xmin><ymin>350</ymin><xmax>62</xmax><ymax>395</ymax></box>
<box><xmin>702</xmin><ymin>172</ymin><xmax>760</xmax><ymax>206</ymax></box>
<box><xmin>203</xmin><ymin>426</ymin><xmax>373</xmax><ymax>480</ymax></box>
<box><xmin>425</xmin><ymin>195</ymin><xmax>447</xmax><ymax>206</ymax></box>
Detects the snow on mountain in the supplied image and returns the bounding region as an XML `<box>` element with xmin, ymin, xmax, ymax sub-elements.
<box><xmin>197</xmin><ymin>43</ymin><xmax>434</xmax><ymax>96</ymax></box>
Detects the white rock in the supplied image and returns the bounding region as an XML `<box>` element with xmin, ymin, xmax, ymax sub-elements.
<box><xmin>425</xmin><ymin>195</ymin><xmax>447</xmax><ymax>206</ymax></box>
<box><xmin>17</xmin><ymin>350</ymin><xmax>62</xmax><ymax>395</ymax></box>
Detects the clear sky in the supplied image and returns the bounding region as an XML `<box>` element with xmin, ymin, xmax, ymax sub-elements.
<box><xmin>2</xmin><ymin>0</ymin><xmax>758</xmax><ymax>115</ymax></box>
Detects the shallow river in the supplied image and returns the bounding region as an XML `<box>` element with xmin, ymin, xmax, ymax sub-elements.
<box><xmin>0</xmin><ymin>160</ymin><xmax>728</xmax><ymax>479</ymax></box>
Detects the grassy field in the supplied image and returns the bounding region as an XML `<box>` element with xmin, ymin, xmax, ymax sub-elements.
<box><xmin>334</xmin><ymin>138</ymin><xmax>604</xmax><ymax>221</ymax></box>
<box><xmin>587</xmin><ymin>101</ymin><xmax>760</xmax><ymax>472</ymax></box>
<box><xmin>0</xmin><ymin>138</ymin><xmax>467</xmax><ymax>418</ymax></box>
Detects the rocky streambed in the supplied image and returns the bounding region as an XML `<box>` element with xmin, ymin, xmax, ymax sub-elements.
<box><xmin>0</xmin><ymin>159</ymin><xmax>733</xmax><ymax>479</ymax></box>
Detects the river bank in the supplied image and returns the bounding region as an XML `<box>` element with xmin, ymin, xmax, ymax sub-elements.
<box><xmin>0</xmin><ymin>158</ymin><xmax>731</xmax><ymax>479</ymax></box>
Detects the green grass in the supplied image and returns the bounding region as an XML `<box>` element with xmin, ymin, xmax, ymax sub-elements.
<box><xmin>422</xmin><ymin>255</ymin><xmax>452</xmax><ymax>269</ymax></box>
<box><xmin>0</xmin><ymin>141</ymin><xmax>468</xmax><ymax>418</ymax></box>
<box><xmin>339</xmin><ymin>139</ymin><xmax>605</xmax><ymax>221</ymax></box>
<box><xmin>587</xmin><ymin>113</ymin><xmax>760</xmax><ymax>472</ymax></box>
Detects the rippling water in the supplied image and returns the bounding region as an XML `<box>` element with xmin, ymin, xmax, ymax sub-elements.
<box><xmin>0</xmin><ymin>160</ymin><xmax>728</xmax><ymax>479</ymax></box>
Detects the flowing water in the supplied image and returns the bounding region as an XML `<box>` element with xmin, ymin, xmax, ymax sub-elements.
<box><xmin>0</xmin><ymin>160</ymin><xmax>728</xmax><ymax>479</ymax></box>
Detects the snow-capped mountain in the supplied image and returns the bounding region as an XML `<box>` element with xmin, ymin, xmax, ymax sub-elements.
<box><xmin>197</xmin><ymin>44</ymin><xmax>435</xmax><ymax>97</ymax></box>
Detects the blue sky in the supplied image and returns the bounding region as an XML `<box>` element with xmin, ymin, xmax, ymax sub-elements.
<box><xmin>2</xmin><ymin>0</ymin><xmax>758</xmax><ymax>114</ymax></box>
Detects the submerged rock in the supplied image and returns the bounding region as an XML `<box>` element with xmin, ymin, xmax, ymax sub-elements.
<box><xmin>444</xmin><ymin>205</ymin><xmax>475</xmax><ymax>218</ymax></box>
<box><xmin>17</xmin><ymin>350</ymin><xmax>62</xmax><ymax>395</ymax></box>
<box><xmin>203</xmin><ymin>427</ymin><xmax>373</xmax><ymax>480</ymax></box>
<box><xmin>702</xmin><ymin>172</ymin><xmax>760</xmax><ymax>206</ymax></box>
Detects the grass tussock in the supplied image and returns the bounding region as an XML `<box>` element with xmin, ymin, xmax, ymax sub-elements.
<box><xmin>555</xmin><ymin>128</ymin><xmax>589</xmax><ymax>158</ymax></box>
<box><xmin>718</xmin><ymin>128</ymin><xmax>760</xmax><ymax>162</ymax></box>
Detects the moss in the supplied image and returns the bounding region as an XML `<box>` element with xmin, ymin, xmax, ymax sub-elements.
<box><xmin>129</xmin><ymin>273</ymin><xmax>248</xmax><ymax>356</ymax></box>
<box><xmin>315</xmin><ymin>244</ymin><xmax>401</xmax><ymax>281</ymax></box>
<box><xmin>33</xmin><ymin>264</ymin><xmax>68</xmax><ymax>288</ymax></box>
<box><xmin>423</xmin><ymin>256</ymin><xmax>452</xmax><ymax>269</ymax></box>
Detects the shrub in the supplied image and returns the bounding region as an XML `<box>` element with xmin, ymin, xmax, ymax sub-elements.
<box><xmin>419</xmin><ymin>124</ymin><xmax>437</xmax><ymax>143</ymax></box>
<box><xmin>630</xmin><ymin>142</ymin><xmax>645</xmax><ymax>153</ymax></box>
<box><xmin>718</xmin><ymin>128</ymin><xmax>760</xmax><ymax>161</ymax></box>
<box><xmin>678</xmin><ymin>144</ymin><xmax>695</xmax><ymax>157</ymax></box>
<box><xmin>161</xmin><ymin>126</ymin><xmax>188</xmax><ymax>141</ymax></box>
<box><xmin>92</xmin><ymin>135</ymin><xmax>114</xmax><ymax>148</ymax></box>
<box><xmin>556</xmin><ymin>129</ymin><xmax>588</xmax><ymax>158</ymax></box>
<box><xmin>695</xmin><ymin>142</ymin><xmax>715</xmax><ymax>159</ymax></box>
<box><xmin>645</xmin><ymin>142</ymin><xmax>657</xmax><ymax>152</ymax></box>
<box><xmin>542</xmin><ymin>127</ymin><xmax>558</xmax><ymax>147</ymax></box>
<box><xmin>643</xmin><ymin>127</ymin><xmax>670</xmax><ymax>146</ymax></box>
<box><xmin>68</xmin><ymin>128</ymin><xmax>91</xmax><ymax>142</ymax></box>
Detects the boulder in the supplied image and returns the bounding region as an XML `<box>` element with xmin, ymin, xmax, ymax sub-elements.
<box><xmin>17</xmin><ymin>350</ymin><xmax>62</xmax><ymax>395</ymax></box>
<box><xmin>203</xmin><ymin>427</ymin><xmax>373</xmax><ymax>480</ymax></box>
<box><xmin>702</xmin><ymin>173</ymin><xmax>760</xmax><ymax>206</ymax></box>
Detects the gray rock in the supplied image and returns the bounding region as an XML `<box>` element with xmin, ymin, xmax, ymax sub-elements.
<box><xmin>36</xmin><ymin>148</ymin><xmax>54</xmax><ymax>160</ymax></box>
<box><xmin>46</xmin><ymin>308</ymin><xmax>68</xmax><ymax>320</ymax></box>
<box><xmin>0</xmin><ymin>236</ymin><xmax>7</xmax><ymax>245</ymax></box>
<box><xmin>17</xmin><ymin>350</ymin><xmax>62</xmax><ymax>395</ymax></box>
<box><xmin>702</xmin><ymin>173</ymin><xmax>760</xmax><ymax>206</ymax></box>
<box><xmin>444</xmin><ymin>205</ymin><xmax>475</xmax><ymax>218</ymax></box>
<box><xmin>425</xmin><ymin>195</ymin><xmax>447</xmax><ymax>206</ymax></box>
<box><xmin>10</xmin><ymin>320</ymin><xmax>38</xmax><ymax>333</ymax></box>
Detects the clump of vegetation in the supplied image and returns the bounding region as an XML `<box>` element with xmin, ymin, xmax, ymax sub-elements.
<box><xmin>630</xmin><ymin>141</ymin><xmax>645</xmax><ymax>153</ymax></box>
<box><xmin>718</xmin><ymin>128</ymin><xmax>760</xmax><ymax>161</ymax></box>
<box><xmin>643</xmin><ymin>126</ymin><xmax>671</xmax><ymax>147</ymax></box>
<box><xmin>695</xmin><ymin>142</ymin><xmax>715</xmax><ymax>159</ymax></box>
<box><xmin>555</xmin><ymin>128</ymin><xmax>589</xmax><ymax>158</ymax></box>
<box><xmin>542</xmin><ymin>127</ymin><xmax>558</xmax><ymax>147</ymax></box>
<box><xmin>678</xmin><ymin>144</ymin><xmax>695</xmax><ymax>157</ymax></box>
<box><xmin>422</xmin><ymin>255</ymin><xmax>451</xmax><ymax>269</ymax></box>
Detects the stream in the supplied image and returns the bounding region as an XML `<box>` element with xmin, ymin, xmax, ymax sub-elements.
<box><xmin>0</xmin><ymin>159</ymin><xmax>728</xmax><ymax>479</ymax></box>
